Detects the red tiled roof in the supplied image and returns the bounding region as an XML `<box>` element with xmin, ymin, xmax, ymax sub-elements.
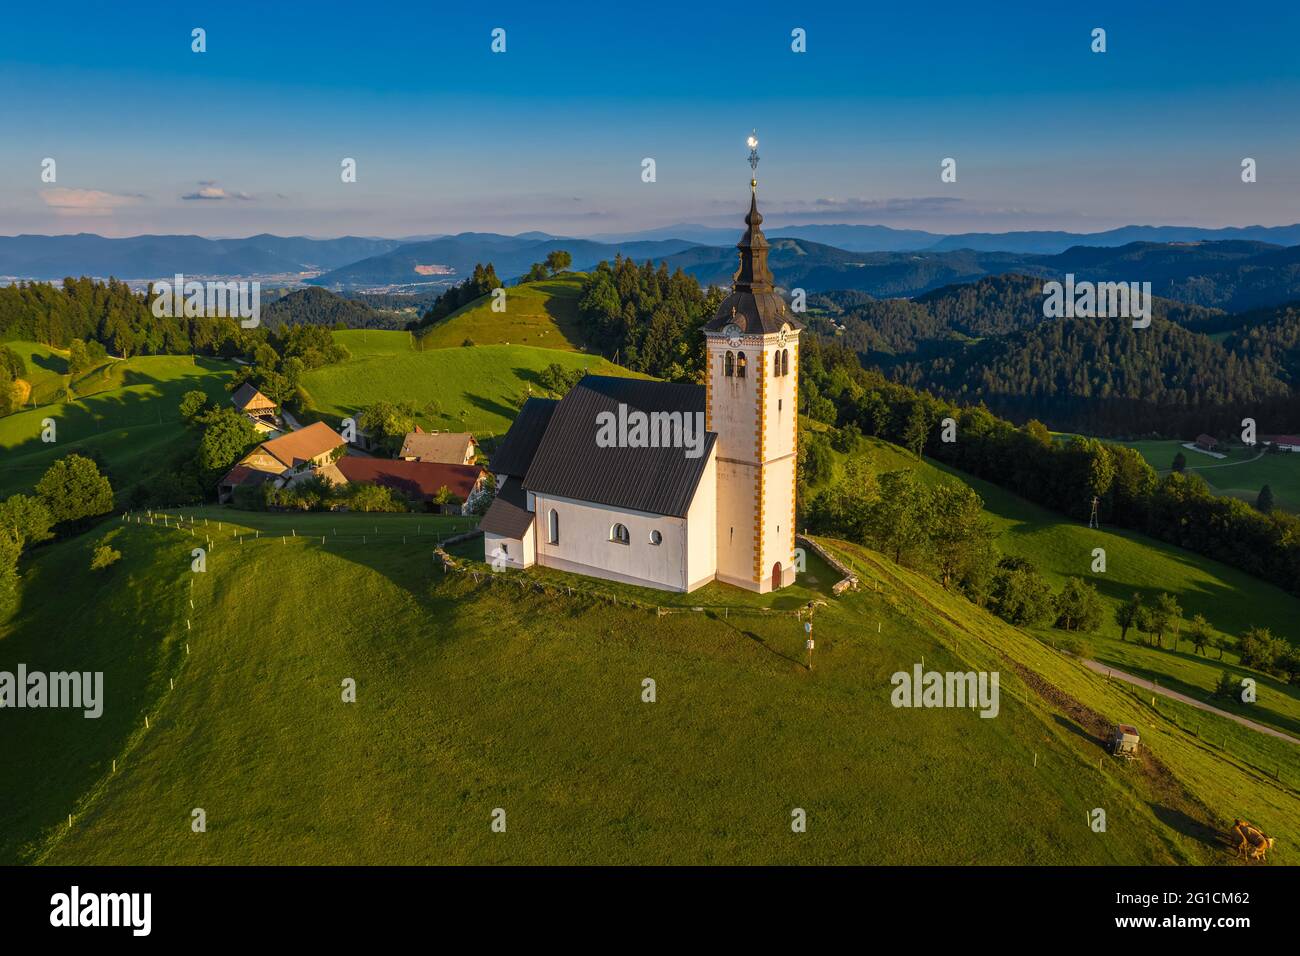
<box><xmin>1262</xmin><ymin>434</ymin><xmax>1300</xmax><ymax>445</ymax></box>
<box><xmin>219</xmin><ymin>464</ymin><xmax>276</xmax><ymax>488</ymax></box>
<box><xmin>334</xmin><ymin>457</ymin><xmax>483</xmax><ymax>502</ymax></box>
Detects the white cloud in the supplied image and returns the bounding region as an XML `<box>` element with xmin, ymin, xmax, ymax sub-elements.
<box><xmin>39</xmin><ymin>188</ymin><xmax>144</xmax><ymax>216</ymax></box>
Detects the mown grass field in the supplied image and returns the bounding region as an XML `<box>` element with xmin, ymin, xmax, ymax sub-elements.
<box><xmin>839</xmin><ymin>437</ymin><xmax>1300</xmax><ymax>743</ymax></box>
<box><xmin>298</xmin><ymin>338</ymin><xmax>641</xmax><ymax>443</ymax></box>
<box><xmin>415</xmin><ymin>275</ymin><xmax>588</xmax><ymax>351</ymax></box>
<box><xmin>0</xmin><ymin>355</ymin><xmax>233</xmax><ymax>499</ymax></box>
<box><xmin>4</xmin><ymin>340</ymin><xmax>76</xmax><ymax>408</ymax></box>
<box><xmin>6</xmin><ymin>507</ymin><xmax>1294</xmax><ymax>865</ymax></box>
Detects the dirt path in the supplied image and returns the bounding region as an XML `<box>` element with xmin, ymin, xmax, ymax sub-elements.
<box><xmin>1080</xmin><ymin>659</ymin><xmax>1300</xmax><ymax>746</ymax></box>
<box><xmin>1187</xmin><ymin>450</ymin><xmax>1266</xmax><ymax>471</ymax></box>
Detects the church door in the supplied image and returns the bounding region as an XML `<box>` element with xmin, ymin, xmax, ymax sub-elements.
<box><xmin>771</xmin><ymin>562</ymin><xmax>782</xmax><ymax>590</ymax></box>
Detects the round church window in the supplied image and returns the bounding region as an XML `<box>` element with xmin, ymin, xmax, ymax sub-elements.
<box><xmin>649</xmin><ymin>530</ymin><xmax>663</xmax><ymax>546</ymax></box>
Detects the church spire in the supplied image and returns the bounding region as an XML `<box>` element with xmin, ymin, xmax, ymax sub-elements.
<box><xmin>734</xmin><ymin>131</ymin><xmax>774</xmax><ymax>294</ymax></box>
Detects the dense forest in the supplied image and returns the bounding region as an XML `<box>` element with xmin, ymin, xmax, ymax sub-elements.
<box><xmin>261</xmin><ymin>287</ymin><xmax>404</xmax><ymax>330</ymax></box>
<box><xmin>795</xmin><ymin>335</ymin><xmax>1300</xmax><ymax>598</ymax></box>
<box><xmin>0</xmin><ymin>278</ymin><xmax>256</xmax><ymax>358</ymax></box>
<box><xmin>576</xmin><ymin>255</ymin><xmax>723</xmax><ymax>381</ymax></box>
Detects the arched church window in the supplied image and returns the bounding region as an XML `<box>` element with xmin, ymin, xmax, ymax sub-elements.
<box><xmin>737</xmin><ymin>352</ymin><xmax>747</xmax><ymax>377</ymax></box>
<box><xmin>548</xmin><ymin>508</ymin><xmax>559</xmax><ymax>545</ymax></box>
<box><xmin>781</xmin><ymin>349</ymin><xmax>789</xmax><ymax>376</ymax></box>
<box><xmin>773</xmin><ymin>351</ymin><xmax>781</xmax><ymax>377</ymax></box>
<box><xmin>724</xmin><ymin>351</ymin><xmax>734</xmax><ymax>377</ymax></box>
<box><xmin>611</xmin><ymin>523</ymin><xmax>630</xmax><ymax>545</ymax></box>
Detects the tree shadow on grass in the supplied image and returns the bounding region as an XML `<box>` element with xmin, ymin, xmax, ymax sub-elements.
<box><xmin>1150</xmin><ymin>803</ymin><xmax>1229</xmax><ymax>854</ymax></box>
<box><xmin>464</xmin><ymin>391</ymin><xmax>520</xmax><ymax>424</ymax></box>
<box><xmin>709</xmin><ymin>611</ymin><xmax>805</xmax><ymax>669</ymax></box>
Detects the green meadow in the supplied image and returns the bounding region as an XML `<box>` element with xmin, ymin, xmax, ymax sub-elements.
<box><xmin>298</xmin><ymin>338</ymin><xmax>640</xmax><ymax>442</ymax></box>
<box><xmin>0</xmin><ymin>355</ymin><xmax>233</xmax><ymax>499</ymax></box>
<box><xmin>5</xmin><ymin>506</ymin><xmax>1294</xmax><ymax>865</ymax></box>
<box><xmin>415</xmin><ymin>275</ymin><xmax>589</xmax><ymax>351</ymax></box>
<box><xmin>836</xmin><ymin>437</ymin><xmax>1300</xmax><ymax>744</ymax></box>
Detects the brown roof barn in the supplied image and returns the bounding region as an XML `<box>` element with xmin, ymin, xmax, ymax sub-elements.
<box><xmin>333</xmin><ymin>457</ymin><xmax>484</xmax><ymax>503</ymax></box>
<box><xmin>231</xmin><ymin>382</ymin><xmax>277</xmax><ymax>415</ymax></box>
<box><xmin>399</xmin><ymin>431</ymin><xmax>478</xmax><ymax>465</ymax></box>
<box><xmin>260</xmin><ymin>422</ymin><xmax>346</xmax><ymax>469</ymax></box>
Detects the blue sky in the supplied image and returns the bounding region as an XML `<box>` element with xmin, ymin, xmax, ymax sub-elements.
<box><xmin>2</xmin><ymin>0</ymin><xmax>1299</xmax><ymax>237</ymax></box>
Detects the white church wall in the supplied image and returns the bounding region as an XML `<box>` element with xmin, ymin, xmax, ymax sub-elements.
<box><xmin>484</xmin><ymin>526</ymin><xmax>534</xmax><ymax>570</ymax></box>
<box><xmin>685</xmin><ymin>448</ymin><xmax>718</xmax><ymax>589</ymax></box>
<box><xmin>532</xmin><ymin>492</ymin><xmax>692</xmax><ymax>591</ymax></box>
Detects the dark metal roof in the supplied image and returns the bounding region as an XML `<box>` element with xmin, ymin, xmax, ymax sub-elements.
<box><xmin>703</xmin><ymin>189</ymin><xmax>804</xmax><ymax>335</ymax></box>
<box><xmin>521</xmin><ymin>375</ymin><xmax>716</xmax><ymax>519</ymax></box>
<box><xmin>490</xmin><ymin>397</ymin><xmax>558</xmax><ymax>478</ymax></box>
<box><xmin>478</xmin><ymin>479</ymin><xmax>534</xmax><ymax>538</ymax></box>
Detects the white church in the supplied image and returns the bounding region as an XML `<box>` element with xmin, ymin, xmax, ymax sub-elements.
<box><xmin>481</xmin><ymin>163</ymin><xmax>801</xmax><ymax>593</ymax></box>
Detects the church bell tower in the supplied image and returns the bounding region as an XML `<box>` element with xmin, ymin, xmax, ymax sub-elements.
<box><xmin>703</xmin><ymin>134</ymin><xmax>802</xmax><ymax>593</ymax></box>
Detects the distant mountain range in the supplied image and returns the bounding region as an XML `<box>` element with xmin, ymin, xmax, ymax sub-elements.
<box><xmin>9</xmin><ymin>223</ymin><xmax>1300</xmax><ymax>286</ymax></box>
<box><xmin>0</xmin><ymin>234</ymin><xmax>405</xmax><ymax>280</ymax></box>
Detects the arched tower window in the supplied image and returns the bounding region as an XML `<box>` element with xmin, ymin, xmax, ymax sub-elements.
<box><xmin>548</xmin><ymin>508</ymin><xmax>559</xmax><ymax>545</ymax></box>
<box><xmin>773</xmin><ymin>351</ymin><xmax>781</xmax><ymax>377</ymax></box>
<box><xmin>737</xmin><ymin>352</ymin><xmax>747</xmax><ymax>377</ymax></box>
<box><xmin>724</xmin><ymin>351</ymin><xmax>734</xmax><ymax>377</ymax></box>
<box><xmin>781</xmin><ymin>349</ymin><xmax>789</xmax><ymax>376</ymax></box>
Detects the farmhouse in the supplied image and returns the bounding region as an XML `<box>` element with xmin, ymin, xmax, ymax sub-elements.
<box><xmin>324</xmin><ymin>456</ymin><xmax>487</xmax><ymax>513</ymax></box>
<box><xmin>217</xmin><ymin>421</ymin><xmax>346</xmax><ymax>502</ymax></box>
<box><xmin>399</xmin><ymin>429</ymin><xmax>478</xmax><ymax>465</ymax></box>
<box><xmin>481</xmin><ymin>180</ymin><xmax>801</xmax><ymax>593</ymax></box>
<box><xmin>1262</xmin><ymin>434</ymin><xmax>1300</xmax><ymax>452</ymax></box>
<box><xmin>1195</xmin><ymin>434</ymin><xmax>1218</xmax><ymax>452</ymax></box>
<box><xmin>230</xmin><ymin>382</ymin><xmax>280</xmax><ymax>433</ymax></box>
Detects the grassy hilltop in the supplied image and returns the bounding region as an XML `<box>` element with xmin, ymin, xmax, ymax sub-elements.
<box><xmin>4</xmin><ymin>506</ymin><xmax>1295</xmax><ymax>865</ymax></box>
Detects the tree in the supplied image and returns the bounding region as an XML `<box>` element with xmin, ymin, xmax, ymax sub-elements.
<box><xmin>988</xmin><ymin>556</ymin><xmax>1054</xmax><ymax>625</ymax></box>
<box><xmin>925</xmin><ymin>482</ymin><xmax>996</xmax><ymax>589</ymax></box>
<box><xmin>0</xmin><ymin>535</ymin><xmax>19</xmax><ymax>616</ymax></box>
<box><xmin>544</xmin><ymin>250</ymin><xmax>572</xmax><ymax>274</ymax></box>
<box><xmin>1171</xmin><ymin>451</ymin><xmax>1187</xmax><ymax>473</ymax></box>
<box><xmin>901</xmin><ymin>404</ymin><xmax>928</xmax><ymax>459</ymax></box>
<box><xmin>179</xmin><ymin>389</ymin><xmax>210</xmax><ymax>424</ymax></box>
<box><xmin>196</xmin><ymin>408</ymin><xmax>261</xmax><ymax>480</ymax></box>
<box><xmin>90</xmin><ymin>542</ymin><xmax>122</xmax><ymax>571</ymax></box>
<box><xmin>867</xmin><ymin>470</ymin><xmax>928</xmax><ymax>566</ymax></box>
<box><xmin>0</xmin><ymin>494</ymin><xmax>54</xmax><ymax>549</ymax></box>
<box><xmin>1256</xmin><ymin>484</ymin><xmax>1275</xmax><ymax>513</ymax></box>
<box><xmin>1212</xmin><ymin>669</ymin><xmax>1240</xmax><ymax>701</ymax></box>
<box><xmin>1239</xmin><ymin>626</ymin><xmax>1285</xmax><ymax>672</ymax></box>
<box><xmin>1187</xmin><ymin>613</ymin><xmax>1211</xmax><ymax>656</ymax></box>
<box><xmin>35</xmin><ymin>455</ymin><xmax>114</xmax><ymax>526</ymax></box>
<box><xmin>357</xmin><ymin>401</ymin><xmax>417</xmax><ymax>455</ymax></box>
<box><xmin>1144</xmin><ymin>592</ymin><xmax>1181</xmax><ymax>648</ymax></box>
<box><xmin>819</xmin><ymin>455</ymin><xmax>880</xmax><ymax>543</ymax></box>
<box><xmin>1114</xmin><ymin>592</ymin><xmax>1143</xmax><ymax>642</ymax></box>
<box><xmin>1054</xmin><ymin>577</ymin><xmax>1103</xmax><ymax>632</ymax></box>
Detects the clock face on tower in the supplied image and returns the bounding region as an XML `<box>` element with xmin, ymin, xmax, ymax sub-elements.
<box><xmin>723</xmin><ymin>323</ymin><xmax>741</xmax><ymax>348</ymax></box>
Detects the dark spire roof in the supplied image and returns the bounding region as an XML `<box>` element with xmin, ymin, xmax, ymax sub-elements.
<box><xmin>704</xmin><ymin>185</ymin><xmax>802</xmax><ymax>335</ymax></box>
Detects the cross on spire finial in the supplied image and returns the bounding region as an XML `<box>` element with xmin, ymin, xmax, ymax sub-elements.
<box><xmin>746</xmin><ymin>130</ymin><xmax>759</xmax><ymax>190</ymax></box>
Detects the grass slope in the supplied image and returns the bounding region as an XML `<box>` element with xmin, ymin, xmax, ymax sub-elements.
<box><xmin>298</xmin><ymin>338</ymin><xmax>640</xmax><ymax>443</ymax></box>
<box><xmin>4</xmin><ymin>341</ymin><xmax>78</xmax><ymax>408</ymax></box>
<box><xmin>416</xmin><ymin>275</ymin><xmax>588</xmax><ymax>351</ymax></box>
<box><xmin>6</xmin><ymin>508</ymin><xmax>1295</xmax><ymax>864</ymax></box>
<box><xmin>846</xmin><ymin>437</ymin><xmax>1300</xmax><ymax>744</ymax></box>
<box><xmin>0</xmin><ymin>355</ymin><xmax>233</xmax><ymax>499</ymax></box>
